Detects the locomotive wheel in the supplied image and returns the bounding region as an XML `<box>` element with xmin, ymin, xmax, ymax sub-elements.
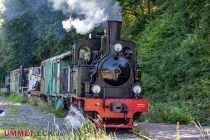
<box><xmin>85</xmin><ymin>111</ymin><xmax>95</xmax><ymax>119</ymax></box>
<box><xmin>85</xmin><ymin>111</ymin><xmax>98</xmax><ymax>120</ymax></box>
<box><xmin>133</xmin><ymin>112</ymin><xmax>142</xmax><ymax>121</ymax></box>
<box><xmin>85</xmin><ymin>111</ymin><xmax>102</xmax><ymax>125</ymax></box>
<box><xmin>63</xmin><ymin>100</ymin><xmax>70</xmax><ymax>110</ymax></box>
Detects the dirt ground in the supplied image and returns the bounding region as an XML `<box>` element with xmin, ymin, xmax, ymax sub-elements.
<box><xmin>0</xmin><ymin>97</ymin><xmax>66</xmax><ymax>131</ymax></box>
<box><xmin>0</xmin><ymin>96</ymin><xmax>209</xmax><ymax>140</ymax></box>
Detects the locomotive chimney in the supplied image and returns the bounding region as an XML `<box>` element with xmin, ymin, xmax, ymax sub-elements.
<box><xmin>107</xmin><ymin>21</ymin><xmax>122</xmax><ymax>45</ymax></box>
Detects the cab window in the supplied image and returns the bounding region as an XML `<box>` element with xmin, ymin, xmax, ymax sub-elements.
<box><xmin>79</xmin><ymin>46</ymin><xmax>91</xmax><ymax>62</ymax></box>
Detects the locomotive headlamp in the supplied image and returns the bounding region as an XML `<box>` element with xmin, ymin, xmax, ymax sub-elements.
<box><xmin>113</xmin><ymin>43</ymin><xmax>122</xmax><ymax>52</ymax></box>
<box><xmin>132</xmin><ymin>85</ymin><xmax>141</xmax><ymax>94</ymax></box>
<box><xmin>91</xmin><ymin>84</ymin><xmax>101</xmax><ymax>94</ymax></box>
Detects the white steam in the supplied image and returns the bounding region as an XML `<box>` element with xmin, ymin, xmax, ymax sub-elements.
<box><xmin>64</xmin><ymin>106</ymin><xmax>87</xmax><ymax>129</ymax></box>
<box><xmin>0</xmin><ymin>0</ymin><xmax>5</xmax><ymax>14</ymax></box>
<box><xmin>49</xmin><ymin>0</ymin><xmax>122</xmax><ymax>34</ymax></box>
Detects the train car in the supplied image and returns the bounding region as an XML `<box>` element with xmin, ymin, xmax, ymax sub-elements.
<box><xmin>60</xmin><ymin>21</ymin><xmax>148</xmax><ymax>128</ymax></box>
<box><xmin>10</xmin><ymin>66</ymin><xmax>40</xmax><ymax>93</ymax></box>
<box><xmin>39</xmin><ymin>51</ymin><xmax>71</xmax><ymax>109</ymax></box>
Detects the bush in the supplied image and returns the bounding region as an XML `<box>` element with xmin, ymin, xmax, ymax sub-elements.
<box><xmin>145</xmin><ymin>103</ymin><xmax>171</xmax><ymax>123</ymax></box>
<box><xmin>2</xmin><ymin>93</ymin><xmax>28</xmax><ymax>103</ymax></box>
<box><xmin>168</xmin><ymin>107</ymin><xmax>193</xmax><ymax>124</ymax></box>
<box><xmin>142</xmin><ymin>103</ymin><xmax>193</xmax><ymax>124</ymax></box>
<box><xmin>28</xmin><ymin>96</ymin><xmax>40</xmax><ymax>106</ymax></box>
<box><xmin>136</xmin><ymin>0</ymin><xmax>210</xmax><ymax>125</ymax></box>
<box><xmin>28</xmin><ymin>96</ymin><xmax>67</xmax><ymax>118</ymax></box>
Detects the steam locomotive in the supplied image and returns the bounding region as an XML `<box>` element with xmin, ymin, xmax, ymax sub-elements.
<box><xmin>9</xmin><ymin>21</ymin><xmax>148</xmax><ymax>128</ymax></box>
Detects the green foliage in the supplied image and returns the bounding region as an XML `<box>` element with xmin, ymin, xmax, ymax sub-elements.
<box><xmin>2</xmin><ymin>93</ymin><xmax>28</xmax><ymax>103</ymax></box>
<box><xmin>119</xmin><ymin>0</ymin><xmax>156</xmax><ymax>39</ymax></box>
<box><xmin>0</xmin><ymin>0</ymin><xmax>84</xmax><ymax>85</ymax></box>
<box><xmin>142</xmin><ymin>103</ymin><xmax>193</xmax><ymax>124</ymax></box>
<box><xmin>167</xmin><ymin>108</ymin><xmax>193</xmax><ymax>124</ymax></box>
<box><xmin>133</xmin><ymin>0</ymin><xmax>210</xmax><ymax>124</ymax></box>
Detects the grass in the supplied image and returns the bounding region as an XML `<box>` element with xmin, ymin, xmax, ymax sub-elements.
<box><xmin>193</xmin><ymin>121</ymin><xmax>210</xmax><ymax>140</ymax></box>
<box><xmin>10</xmin><ymin>121</ymin><xmax>29</xmax><ymax>127</ymax></box>
<box><xmin>28</xmin><ymin>96</ymin><xmax>67</xmax><ymax>118</ymax></box>
<box><xmin>175</xmin><ymin>122</ymin><xmax>180</xmax><ymax>140</ymax></box>
<box><xmin>70</xmin><ymin>123</ymin><xmax>114</xmax><ymax>140</ymax></box>
<box><xmin>0</xmin><ymin>92</ymin><xmax>27</xmax><ymax>103</ymax></box>
<box><xmin>175</xmin><ymin>121</ymin><xmax>210</xmax><ymax>140</ymax></box>
<box><xmin>0</xmin><ymin>92</ymin><xmax>67</xmax><ymax>118</ymax></box>
<box><xmin>0</xmin><ymin>128</ymin><xmax>5</xmax><ymax>138</ymax></box>
<box><xmin>48</xmin><ymin>122</ymin><xmax>114</xmax><ymax>140</ymax></box>
<box><xmin>8</xmin><ymin>105</ymin><xmax>18</xmax><ymax>115</ymax></box>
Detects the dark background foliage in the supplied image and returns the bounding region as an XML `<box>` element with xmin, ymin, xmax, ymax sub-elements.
<box><xmin>0</xmin><ymin>0</ymin><xmax>209</xmax><ymax>124</ymax></box>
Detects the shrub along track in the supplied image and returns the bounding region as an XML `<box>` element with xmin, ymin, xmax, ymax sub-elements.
<box><xmin>0</xmin><ymin>96</ymin><xmax>209</xmax><ymax>140</ymax></box>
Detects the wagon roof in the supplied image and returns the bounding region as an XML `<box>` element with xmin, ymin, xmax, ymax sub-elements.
<box><xmin>10</xmin><ymin>68</ymin><xmax>29</xmax><ymax>73</ymax></box>
<box><xmin>28</xmin><ymin>66</ymin><xmax>40</xmax><ymax>69</ymax></box>
<box><xmin>41</xmin><ymin>51</ymin><xmax>71</xmax><ymax>64</ymax></box>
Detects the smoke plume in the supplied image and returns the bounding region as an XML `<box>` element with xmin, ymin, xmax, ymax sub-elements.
<box><xmin>49</xmin><ymin>0</ymin><xmax>122</xmax><ymax>34</ymax></box>
<box><xmin>0</xmin><ymin>0</ymin><xmax>5</xmax><ymax>14</ymax></box>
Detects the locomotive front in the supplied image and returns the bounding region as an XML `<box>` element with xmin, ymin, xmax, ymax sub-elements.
<box><xmin>66</xmin><ymin>21</ymin><xmax>148</xmax><ymax>128</ymax></box>
<box><xmin>93</xmin><ymin>21</ymin><xmax>142</xmax><ymax>99</ymax></box>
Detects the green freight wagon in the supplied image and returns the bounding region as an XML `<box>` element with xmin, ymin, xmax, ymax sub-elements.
<box><xmin>40</xmin><ymin>51</ymin><xmax>71</xmax><ymax>108</ymax></box>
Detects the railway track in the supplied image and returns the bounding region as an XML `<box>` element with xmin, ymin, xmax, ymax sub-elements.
<box><xmin>110</xmin><ymin>128</ymin><xmax>153</xmax><ymax>140</ymax></box>
<box><xmin>132</xmin><ymin>128</ymin><xmax>153</xmax><ymax>140</ymax></box>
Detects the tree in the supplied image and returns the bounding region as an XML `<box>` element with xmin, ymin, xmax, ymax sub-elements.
<box><xmin>0</xmin><ymin>0</ymin><xmax>81</xmax><ymax>85</ymax></box>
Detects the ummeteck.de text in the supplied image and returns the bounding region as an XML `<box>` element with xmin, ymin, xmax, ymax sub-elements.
<box><xmin>4</xmin><ymin>130</ymin><xmax>64</xmax><ymax>137</ymax></box>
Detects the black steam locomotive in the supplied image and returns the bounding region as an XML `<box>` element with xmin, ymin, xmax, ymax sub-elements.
<box><xmin>61</xmin><ymin>21</ymin><xmax>148</xmax><ymax>128</ymax></box>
